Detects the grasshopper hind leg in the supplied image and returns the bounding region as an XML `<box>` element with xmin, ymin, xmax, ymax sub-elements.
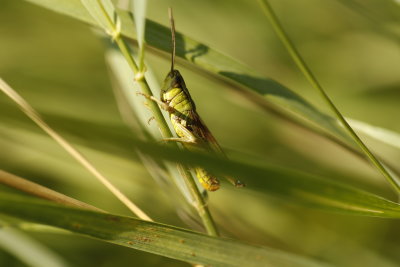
<box><xmin>234</xmin><ymin>180</ymin><xmax>245</xmax><ymax>188</ymax></box>
<box><xmin>224</xmin><ymin>175</ymin><xmax>246</xmax><ymax>188</ymax></box>
<box><xmin>195</xmin><ymin>167</ymin><xmax>220</xmax><ymax>191</ymax></box>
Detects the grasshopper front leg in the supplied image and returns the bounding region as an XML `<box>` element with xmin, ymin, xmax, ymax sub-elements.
<box><xmin>137</xmin><ymin>92</ymin><xmax>175</xmax><ymax>114</ymax></box>
<box><xmin>138</xmin><ymin>92</ymin><xmax>200</xmax><ymax>144</ymax></box>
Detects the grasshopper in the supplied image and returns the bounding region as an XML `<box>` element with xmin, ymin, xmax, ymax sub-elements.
<box><xmin>142</xmin><ymin>8</ymin><xmax>244</xmax><ymax>191</ymax></box>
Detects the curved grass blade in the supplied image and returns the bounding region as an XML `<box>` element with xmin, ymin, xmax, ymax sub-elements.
<box><xmin>0</xmin><ymin>225</ymin><xmax>70</xmax><ymax>267</ymax></box>
<box><xmin>3</xmin><ymin>112</ymin><xmax>400</xmax><ymax>218</ymax></box>
<box><xmin>80</xmin><ymin>0</ymin><xmax>120</xmax><ymax>37</ymax></box>
<box><xmin>128</xmin><ymin>139</ymin><xmax>400</xmax><ymax>218</ymax></box>
<box><xmin>0</xmin><ymin>192</ymin><xmax>329</xmax><ymax>267</ymax></box>
<box><xmin>131</xmin><ymin>0</ymin><xmax>147</xmax><ymax>71</ymax></box>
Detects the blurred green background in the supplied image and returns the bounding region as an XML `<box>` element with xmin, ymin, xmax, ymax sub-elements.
<box><xmin>0</xmin><ymin>0</ymin><xmax>399</xmax><ymax>266</ymax></box>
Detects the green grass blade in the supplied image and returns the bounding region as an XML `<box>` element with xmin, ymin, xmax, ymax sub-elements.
<box><xmin>0</xmin><ymin>226</ymin><xmax>70</xmax><ymax>267</ymax></box>
<box><xmin>3</xmin><ymin>111</ymin><xmax>400</xmax><ymax>218</ymax></box>
<box><xmin>0</xmin><ymin>192</ymin><xmax>329</xmax><ymax>267</ymax></box>
<box><xmin>131</xmin><ymin>0</ymin><xmax>147</xmax><ymax>71</ymax></box>
<box><xmin>80</xmin><ymin>0</ymin><xmax>120</xmax><ymax>37</ymax></box>
<box><xmin>127</xmin><ymin>139</ymin><xmax>400</xmax><ymax>218</ymax></box>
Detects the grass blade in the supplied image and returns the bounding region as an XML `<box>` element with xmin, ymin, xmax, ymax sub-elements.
<box><xmin>3</xmin><ymin>110</ymin><xmax>400</xmax><ymax>218</ymax></box>
<box><xmin>0</xmin><ymin>170</ymin><xmax>102</xmax><ymax>211</ymax></box>
<box><xmin>80</xmin><ymin>0</ymin><xmax>120</xmax><ymax>37</ymax></box>
<box><xmin>257</xmin><ymin>0</ymin><xmax>400</xmax><ymax>194</ymax></box>
<box><xmin>131</xmin><ymin>0</ymin><xmax>147</xmax><ymax>71</ymax></box>
<box><xmin>126</xmin><ymin>139</ymin><xmax>400</xmax><ymax>218</ymax></box>
<box><xmin>0</xmin><ymin>226</ymin><xmax>70</xmax><ymax>267</ymax></box>
<box><xmin>348</xmin><ymin>118</ymin><xmax>400</xmax><ymax>150</ymax></box>
<box><xmin>0</xmin><ymin>192</ymin><xmax>329</xmax><ymax>267</ymax></box>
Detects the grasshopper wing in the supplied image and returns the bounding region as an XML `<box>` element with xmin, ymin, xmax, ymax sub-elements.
<box><xmin>189</xmin><ymin>111</ymin><xmax>245</xmax><ymax>188</ymax></box>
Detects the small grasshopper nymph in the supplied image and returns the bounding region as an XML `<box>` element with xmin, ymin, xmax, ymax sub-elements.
<box><xmin>143</xmin><ymin>8</ymin><xmax>244</xmax><ymax>191</ymax></box>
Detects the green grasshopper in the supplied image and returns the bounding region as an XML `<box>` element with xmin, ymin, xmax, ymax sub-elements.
<box><xmin>142</xmin><ymin>8</ymin><xmax>244</xmax><ymax>191</ymax></box>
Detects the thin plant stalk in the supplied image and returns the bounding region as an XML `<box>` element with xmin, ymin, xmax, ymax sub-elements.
<box><xmin>258</xmin><ymin>0</ymin><xmax>400</xmax><ymax>194</ymax></box>
<box><xmin>90</xmin><ymin>0</ymin><xmax>219</xmax><ymax>235</ymax></box>
<box><xmin>131</xmin><ymin>0</ymin><xmax>147</xmax><ymax>72</ymax></box>
<box><xmin>177</xmin><ymin>166</ymin><xmax>218</xmax><ymax>236</ymax></box>
<box><xmin>0</xmin><ymin>170</ymin><xmax>103</xmax><ymax>212</ymax></box>
<box><xmin>114</xmin><ymin>36</ymin><xmax>219</xmax><ymax>236</ymax></box>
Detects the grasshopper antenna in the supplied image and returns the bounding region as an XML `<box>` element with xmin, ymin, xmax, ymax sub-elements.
<box><xmin>168</xmin><ymin>7</ymin><xmax>176</xmax><ymax>73</ymax></box>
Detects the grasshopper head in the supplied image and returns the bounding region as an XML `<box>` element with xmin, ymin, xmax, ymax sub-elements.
<box><xmin>163</xmin><ymin>69</ymin><xmax>184</xmax><ymax>91</ymax></box>
<box><xmin>161</xmin><ymin>69</ymin><xmax>187</xmax><ymax>101</ymax></box>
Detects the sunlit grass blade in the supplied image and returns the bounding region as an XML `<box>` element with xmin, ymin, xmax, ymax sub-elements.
<box><xmin>0</xmin><ymin>225</ymin><xmax>70</xmax><ymax>267</ymax></box>
<box><xmin>348</xmin><ymin>118</ymin><xmax>400</xmax><ymax>150</ymax></box>
<box><xmin>0</xmin><ymin>78</ymin><xmax>151</xmax><ymax>221</ymax></box>
<box><xmin>0</xmin><ymin>192</ymin><xmax>330</xmax><ymax>267</ymax></box>
<box><xmin>80</xmin><ymin>0</ymin><xmax>120</xmax><ymax>38</ymax></box>
<box><xmin>131</xmin><ymin>0</ymin><xmax>147</xmax><ymax>71</ymax></box>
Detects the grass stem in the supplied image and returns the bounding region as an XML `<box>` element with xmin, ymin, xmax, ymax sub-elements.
<box><xmin>112</xmin><ymin>22</ymin><xmax>219</xmax><ymax>236</ymax></box>
<box><xmin>258</xmin><ymin>0</ymin><xmax>400</xmax><ymax>194</ymax></box>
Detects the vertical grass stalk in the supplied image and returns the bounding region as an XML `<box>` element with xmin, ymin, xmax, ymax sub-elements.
<box><xmin>258</xmin><ymin>0</ymin><xmax>400</xmax><ymax>194</ymax></box>
<box><xmin>114</xmin><ymin>35</ymin><xmax>219</xmax><ymax>236</ymax></box>
<box><xmin>87</xmin><ymin>0</ymin><xmax>219</xmax><ymax>235</ymax></box>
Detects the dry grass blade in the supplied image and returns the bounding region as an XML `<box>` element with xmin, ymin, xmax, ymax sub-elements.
<box><xmin>0</xmin><ymin>78</ymin><xmax>152</xmax><ymax>221</ymax></box>
<box><xmin>0</xmin><ymin>170</ymin><xmax>103</xmax><ymax>212</ymax></box>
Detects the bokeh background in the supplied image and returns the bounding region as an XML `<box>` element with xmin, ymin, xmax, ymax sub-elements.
<box><xmin>0</xmin><ymin>0</ymin><xmax>399</xmax><ymax>266</ymax></box>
